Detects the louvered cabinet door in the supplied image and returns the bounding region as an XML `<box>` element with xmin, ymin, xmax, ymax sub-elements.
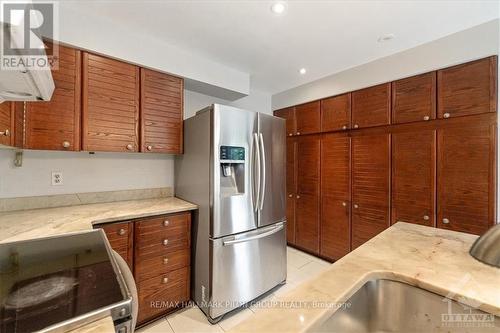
<box><xmin>352</xmin><ymin>83</ymin><xmax>391</xmax><ymax>129</ymax></box>
<box><xmin>437</xmin><ymin>122</ymin><xmax>496</xmax><ymax>235</ymax></box>
<box><xmin>286</xmin><ymin>137</ymin><xmax>297</xmax><ymax>244</ymax></box>
<box><xmin>25</xmin><ymin>43</ymin><xmax>81</xmax><ymax>151</ymax></box>
<box><xmin>392</xmin><ymin>130</ymin><xmax>436</xmax><ymax>227</ymax></box>
<box><xmin>141</xmin><ymin>69</ymin><xmax>184</xmax><ymax>154</ymax></box>
<box><xmin>274</xmin><ymin>107</ymin><xmax>296</xmax><ymax>137</ymax></box>
<box><xmin>296</xmin><ymin>135</ymin><xmax>320</xmax><ymax>254</ymax></box>
<box><xmin>438</xmin><ymin>56</ymin><xmax>497</xmax><ymax>119</ymax></box>
<box><xmin>0</xmin><ymin>102</ymin><xmax>14</xmax><ymax>146</ymax></box>
<box><xmin>321</xmin><ymin>133</ymin><xmax>351</xmax><ymax>260</ymax></box>
<box><xmin>392</xmin><ymin>72</ymin><xmax>436</xmax><ymax>124</ymax></box>
<box><xmin>351</xmin><ymin>133</ymin><xmax>391</xmax><ymax>249</ymax></box>
<box><xmin>295</xmin><ymin>101</ymin><xmax>320</xmax><ymax>135</ymax></box>
<box><xmin>321</xmin><ymin>93</ymin><xmax>351</xmax><ymax>132</ymax></box>
<box><xmin>82</xmin><ymin>53</ymin><xmax>140</xmax><ymax>152</ymax></box>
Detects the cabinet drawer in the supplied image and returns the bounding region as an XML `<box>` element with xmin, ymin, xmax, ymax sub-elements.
<box><xmin>99</xmin><ymin>221</ymin><xmax>133</xmax><ymax>268</ymax></box>
<box><xmin>136</xmin><ymin>213</ymin><xmax>190</xmax><ymax>237</ymax></box>
<box><xmin>135</xmin><ymin>249</ymin><xmax>190</xmax><ymax>282</ymax></box>
<box><xmin>137</xmin><ymin>267</ymin><xmax>190</xmax><ymax>324</ymax></box>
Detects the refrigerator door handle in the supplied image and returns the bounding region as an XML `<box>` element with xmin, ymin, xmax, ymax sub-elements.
<box><xmin>258</xmin><ymin>133</ymin><xmax>266</xmax><ymax>211</ymax></box>
<box><xmin>222</xmin><ymin>223</ymin><xmax>284</xmax><ymax>246</ymax></box>
<box><xmin>253</xmin><ymin>133</ymin><xmax>261</xmax><ymax>212</ymax></box>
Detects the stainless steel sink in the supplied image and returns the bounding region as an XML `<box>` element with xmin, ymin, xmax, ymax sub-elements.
<box><xmin>312</xmin><ymin>279</ymin><xmax>499</xmax><ymax>333</ymax></box>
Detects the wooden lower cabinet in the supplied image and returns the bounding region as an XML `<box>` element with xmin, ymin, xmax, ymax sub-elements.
<box><xmin>351</xmin><ymin>133</ymin><xmax>391</xmax><ymax>249</ymax></box>
<box><xmin>391</xmin><ymin>129</ymin><xmax>436</xmax><ymax>227</ymax></box>
<box><xmin>286</xmin><ymin>137</ymin><xmax>297</xmax><ymax>244</ymax></box>
<box><xmin>95</xmin><ymin>211</ymin><xmax>191</xmax><ymax>327</ymax></box>
<box><xmin>296</xmin><ymin>193</ymin><xmax>320</xmax><ymax>253</ymax></box>
<box><xmin>437</xmin><ymin>122</ymin><xmax>496</xmax><ymax>235</ymax></box>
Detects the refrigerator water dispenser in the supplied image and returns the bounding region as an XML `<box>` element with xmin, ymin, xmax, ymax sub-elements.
<box><xmin>219</xmin><ymin>146</ymin><xmax>245</xmax><ymax>196</ymax></box>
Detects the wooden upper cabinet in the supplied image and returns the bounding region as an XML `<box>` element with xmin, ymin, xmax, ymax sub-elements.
<box><xmin>438</xmin><ymin>56</ymin><xmax>497</xmax><ymax>119</ymax></box>
<box><xmin>321</xmin><ymin>93</ymin><xmax>351</xmax><ymax>132</ymax></box>
<box><xmin>274</xmin><ymin>107</ymin><xmax>296</xmax><ymax>137</ymax></box>
<box><xmin>320</xmin><ymin>133</ymin><xmax>351</xmax><ymax>260</ymax></box>
<box><xmin>82</xmin><ymin>52</ymin><xmax>140</xmax><ymax>152</ymax></box>
<box><xmin>0</xmin><ymin>102</ymin><xmax>14</xmax><ymax>146</ymax></box>
<box><xmin>25</xmin><ymin>43</ymin><xmax>81</xmax><ymax>151</ymax></box>
<box><xmin>437</xmin><ymin>121</ymin><xmax>496</xmax><ymax>235</ymax></box>
<box><xmin>392</xmin><ymin>130</ymin><xmax>436</xmax><ymax>227</ymax></box>
<box><xmin>141</xmin><ymin>69</ymin><xmax>183</xmax><ymax>154</ymax></box>
<box><xmin>295</xmin><ymin>101</ymin><xmax>320</xmax><ymax>135</ymax></box>
<box><xmin>352</xmin><ymin>83</ymin><xmax>391</xmax><ymax>129</ymax></box>
<box><xmin>392</xmin><ymin>72</ymin><xmax>436</xmax><ymax>124</ymax></box>
<box><xmin>351</xmin><ymin>133</ymin><xmax>391</xmax><ymax>249</ymax></box>
<box><xmin>296</xmin><ymin>135</ymin><xmax>320</xmax><ymax>253</ymax></box>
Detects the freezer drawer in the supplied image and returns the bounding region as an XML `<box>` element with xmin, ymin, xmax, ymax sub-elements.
<box><xmin>208</xmin><ymin>222</ymin><xmax>287</xmax><ymax>319</ymax></box>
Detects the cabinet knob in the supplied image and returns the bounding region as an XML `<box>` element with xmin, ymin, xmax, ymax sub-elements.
<box><xmin>147</xmin><ymin>145</ymin><xmax>153</xmax><ymax>151</ymax></box>
<box><xmin>126</xmin><ymin>144</ymin><xmax>133</xmax><ymax>151</ymax></box>
<box><xmin>163</xmin><ymin>239</ymin><xmax>169</xmax><ymax>246</ymax></box>
<box><xmin>163</xmin><ymin>257</ymin><xmax>169</xmax><ymax>264</ymax></box>
<box><xmin>342</xmin><ymin>202</ymin><xmax>347</xmax><ymax>207</ymax></box>
<box><xmin>62</xmin><ymin>141</ymin><xmax>70</xmax><ymax>148</ymax></box>
<box><xmin>163</xmin><ymin>220</ymin><xmax>170</xmax><ymax>227</ymax></box>
<box><xmin>353</xmin><ymin>204</ymin><xmax>359</xmax><ymax>209</ymax></box>
<box><xmin>288</xmin><ymin>194</ymin><xmax>293</xmax><ymax>198</ymax></box>
<box><xmin>162</xmin><ymin>277</ymin><xmax>169</xmax><ymax>284</ymax></box>
<box><xmin>288</xmin><ymin>133</ymin><xmax>293</xmax><ymax>136</ymax></box>
<box><xmin>342</xmin><ymin>125</ymin><xmax>347</xmax><ymax>130</ymax></box>
<box><xmin>118</xmin><ymin>228</ymin><xmax>126</xmax><ymax>236</ymax></box>
<box><xmin>443</xmin><ymin>113</ymin><xmax>450</xmax><ymax>119</ymax></box>
<box><xmin>296</xmin><ymin>195</ymin><xmax>300</xmax><ymax>199</ymax></box>
<box><xmin>442</xmin><ymin>218</ymin><xmax>450</xmax><ymax>224</ymax></box>
<box><xmin>423</xmin><ymin>215</ymin><xmax>430</xmax><ymax>221</ymax></box>
<box><xmin>296</xmin><ymin>132</ymin><xmax>301</xmax><ymax>135</ymax></box>
<box><xmin>354</xmin><ymin>124</ymin><xmax>359</xmax><ymax>129</ymax></box>
<box><xmin>0</xmin><ymin>129</ymin><xmax>10</xmax><ymax>136</ymax></box>
<box><xmin>423</xmin><ymin>116</ymin><xmax>430</xmax><ymax>121</ymax></box>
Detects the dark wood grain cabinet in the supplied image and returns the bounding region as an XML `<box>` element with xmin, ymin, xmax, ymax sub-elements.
<box><xmin>286</xmin><ymin>137</ymin><xmax>297</xmax><ymax>244</ymax></box>
<box><xmin>392</xmin><ymin>72</ymin><xmax>436</xmax><ymax>124</ymax></box>
<box><xmin>25</xmin><ymin>43</ymin><xmax>81</xmax><ymax>151</ymax></box>
<box><xmin>295</xmin><ymin>135</ymin><xmax>320</xmax><ymax>253</ymax></box>
<box><xmin>274</xmin><ymin>107</ymin><xmax>296</xmax><ymax>137</ymax></box>
<box><xmin>295</xmin><ymin>101</ymin><xmax>320</xmax><ymax>135</ymax></box>
<box><xmin>96</xmin><ymin>211</ymin><xmax>191</xmax><ymax>327</ymax></box>
<box><xmin>437</xmin><ymin>122</ymin><xmax>496</xmax><ymax>235</ymax></box>
<box><xmin>321</xmin><ymin>93</ymin><xmax>351</xmax><ymax>132</ymax></box>
<box><xmin>352</xmin><ymin>83</ymin><xmax>391</xmax><ymax>129</ymax></box>
<box><xmin>438</xmin><ymin>56</ymin><xmax>497</xmax><ymax>119</ymax></box>
<box><xmin>392</xmin><ymin>129</ymin><xmax>436</xmax><ymax>227</ymax></box>
<box><xmin>82</xmin><ymin>52</ymin><xmax>140</xmax><ymax>152</ymax></box>
<box><xmin>351</xmin><ymin>133</ymin><xmax>391</xmax><ymax>249</ymax></box>
<box><xmin>320</xmin><ymin>133</ymin><xmax>351</xmax><ymax>260</ymax></box>
<box><xmin>0</xmin><ymin>102</ymin><xmax>14</xmax><ymax>146</ymax></box>
<box><xmin>140</xmin><ymin>68</ymin><xmax>183</xmax><ymax>154</ymax></box>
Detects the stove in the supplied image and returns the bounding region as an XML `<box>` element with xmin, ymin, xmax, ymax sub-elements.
<box><xmin>0</xmin><ymin>230</ymin><xmax>133</xmax><ymax>333</ymax></box>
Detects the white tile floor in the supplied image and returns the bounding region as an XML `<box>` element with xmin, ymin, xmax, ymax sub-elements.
<box><xmin>137</xmin><ymin>246</ymin><xmax>330</xmax><ymax>333</ymax></box>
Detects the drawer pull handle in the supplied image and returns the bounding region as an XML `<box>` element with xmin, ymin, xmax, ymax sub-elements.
<box><xmin>163</xmin><ymin>239</ymin><xmax>169</xmax><ymax>246</ymax></box>
<box><xmin>118</xmin><ymin>228</ymin><xmax>126</xmax><ymax>236</ymax></box>
<box><xmin>162</xmin><ymin>277</ymin><xmax>169</xmax><ymax>284</ymax></box>
<box><xmin>147</xmin><ymin>145</ymin><xmax>153</xmax><ymax>151</ymax></box>
<box><xmin>163</xmin><ymin>257</ymin><xmax>169</xmax><ymax>264</ymax></box>
<box><xmin>342</xmin><ymin>202</ymin><xmax>347</xmax><ymax>207</ymax></box>
<box><xmin>0</xmin><ymin>129</ymin><xmax>9</xmax><ymax>136</ymax></box>
<box><xmin>126</xmin><ymin>144</ymin><xmax>133</xmax><ymax>151</ymax></box>
<box><xmin>353</xmin><ymin>204</ymin><xmax>359</xmax><ymax>209</ymax></box>
<box><xmin>163</xmin><ymin>220</ymin><xmax>170</xmax><ymax>227</ymax></box>
<box><xmin>342</xmin><ymin>125</ymin><xmax>347</xmax><ymax>130</ymax></box>
<box><xmin>423</xmin><ymin>116</ymin><xmax>430</xmax><ymax>121</ymax></box>
<box><xmin>443</xmin><ymin>113</ymin><xmax>450</xmax><ymax>119</ymax></box>
<box><xmin>62</xmin><ymin>141</ymin><xmax>70</xmax><ymax>148</ymax></box>
<box><xmin>354</xmin><ymin>124</ymin><xmax>359</xmax><ymax>129</ymax></box>
<box><xmin>423</xmin><ymin>215</ymin><xmax>430</xmax><ymax>221</ymax></box>
<box><xmin>442</xmin><ymin>218</ymin><xmax>450</xmax><ymax>224</ymax></box>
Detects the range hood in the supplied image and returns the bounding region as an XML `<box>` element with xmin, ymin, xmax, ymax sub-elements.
<box><xmin>0</xmin><ymin>22</ymin><xmax>55</xmax><ymax>102</ymax></box>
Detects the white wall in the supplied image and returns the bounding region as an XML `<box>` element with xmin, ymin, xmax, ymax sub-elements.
<box><xmin>272</xmin><ymin>19</ymin><xmax>500</xmax><ymax>110</ymax></box>
<box><xmin>0</xmin><ymin>88</ymin><xmax>271</xmax><ymax>198</ymax></box>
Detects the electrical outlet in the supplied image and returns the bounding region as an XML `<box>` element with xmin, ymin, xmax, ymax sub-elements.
<box><xmin>51</xmin><ymin>171</ymin><xmax>63</xmax><ymax>186</ymax></box>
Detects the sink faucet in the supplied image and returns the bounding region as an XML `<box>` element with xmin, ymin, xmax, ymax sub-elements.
<box><xmin>470</xmin><ymin>224</ymin><xmax>500</xmax><ymax>268</ymax></box>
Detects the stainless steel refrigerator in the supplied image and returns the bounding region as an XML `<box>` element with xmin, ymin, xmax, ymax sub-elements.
<box><xmin>175</xmin><ymin>104</ymin><xmax>287</xmax><ymax>322</ymax></box>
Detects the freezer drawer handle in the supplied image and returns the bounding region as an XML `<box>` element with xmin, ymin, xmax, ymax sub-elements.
<box><xmin>222</xmin><ymin>224</ymin><xmax>284</xmax><ymax>246</ymax></box>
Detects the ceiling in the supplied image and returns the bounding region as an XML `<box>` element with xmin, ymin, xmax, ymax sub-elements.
<box><xmin>60</xmin><ymin>0</ymin><xmax>499</xmax><ymax>95</ymax></box>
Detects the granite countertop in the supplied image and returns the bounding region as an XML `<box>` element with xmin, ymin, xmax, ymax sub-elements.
<box><xmin>230</xmin><ymin>222</ymin><xmax>500</xmax><ymax>333</ymax></box>
<box><xmin>0</xmin><ymin>196</ymin><xmax>197</xmax><ymax>243</ymax></box>
<box><xmin>0</xmin><ymin>196</ymin><xmax>197</xmax><ymax>332</ymax></box>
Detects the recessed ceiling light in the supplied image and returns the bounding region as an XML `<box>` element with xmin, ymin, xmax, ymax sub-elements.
<box><xmin>299</xmin><ymin>68</ymin><xmax>307</xmax><ymax>75</ymax></box>
<box><xmin>378</xmin><ymin>33</ymin><xmax>395</xmax><ymax>42</ymax></box>
<box><xmin>271</xmin><ymin>1</ymin><xmax>287</xmax><ymax>15</ymax></box>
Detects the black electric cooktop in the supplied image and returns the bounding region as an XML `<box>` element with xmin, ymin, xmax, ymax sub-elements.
<box><xmin>0</xmin><ymin>230</ymin><xmax>131</xmax><ymax>333</ymax></box>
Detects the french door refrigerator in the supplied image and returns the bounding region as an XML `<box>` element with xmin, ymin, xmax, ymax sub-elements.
<box><xmin>175</xmin><ymin>104</ymin><xmax>286</xmax><ymax>322</ymax></box>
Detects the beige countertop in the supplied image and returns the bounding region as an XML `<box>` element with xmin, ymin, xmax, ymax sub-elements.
<box><xmin>230</xmin><ymin>222</ymin><xmax>500</xmax><ymax>333</ymax></box>
<box><xmin>0</xmin><ymin>196</ymin><xmax>197</xmax><ymax>332</ymax></box>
